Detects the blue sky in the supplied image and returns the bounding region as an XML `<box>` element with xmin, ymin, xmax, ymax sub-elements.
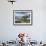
<box><xmin>16</xmin><ymin>12</ymin><xmax>28</xmax><ymax>16</ymax></box>
<box><xmin>16</xmin><ymin>13</ymin><xmax>24</xmax><ymax>16</ymax></box>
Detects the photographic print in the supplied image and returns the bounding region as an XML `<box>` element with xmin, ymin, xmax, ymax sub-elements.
<box><xmin>13</xmin><ymin>10</ymin><xmax>32</xmax><ymax>25</ymax></box>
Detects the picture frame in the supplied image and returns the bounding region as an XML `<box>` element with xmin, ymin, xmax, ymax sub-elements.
<box><xmin>13</xmin><ymin>10</ymin><xmax>33</xmax><ymax>25</ymax></box>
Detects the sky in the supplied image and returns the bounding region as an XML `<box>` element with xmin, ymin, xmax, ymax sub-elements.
<box><xmin>15</xmin><ymin>11</ymin><xmax>31</xmax><ymax>16</ymax></box>
<box><xmin>16</xmin><ymin>12</ymin><xmax>24</xmax><ymax>16</ymax></box>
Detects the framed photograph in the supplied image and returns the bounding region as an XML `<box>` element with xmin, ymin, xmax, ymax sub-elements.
<box><xmin>13</xmin><ymin>10</ymin><xmax>33</xmax><ymax>25</ymax></box>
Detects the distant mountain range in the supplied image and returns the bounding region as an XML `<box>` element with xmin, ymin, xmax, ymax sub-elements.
<box><xmin>15</xmin><ymin>15</ymin><xmax>30</xmax><ymax>19</ymax></box>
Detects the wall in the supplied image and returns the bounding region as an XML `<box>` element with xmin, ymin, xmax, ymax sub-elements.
<box><xmin>0</xmin><ymin>0</ymin><xmax>46</xmax><ymax>42</ymax></box>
